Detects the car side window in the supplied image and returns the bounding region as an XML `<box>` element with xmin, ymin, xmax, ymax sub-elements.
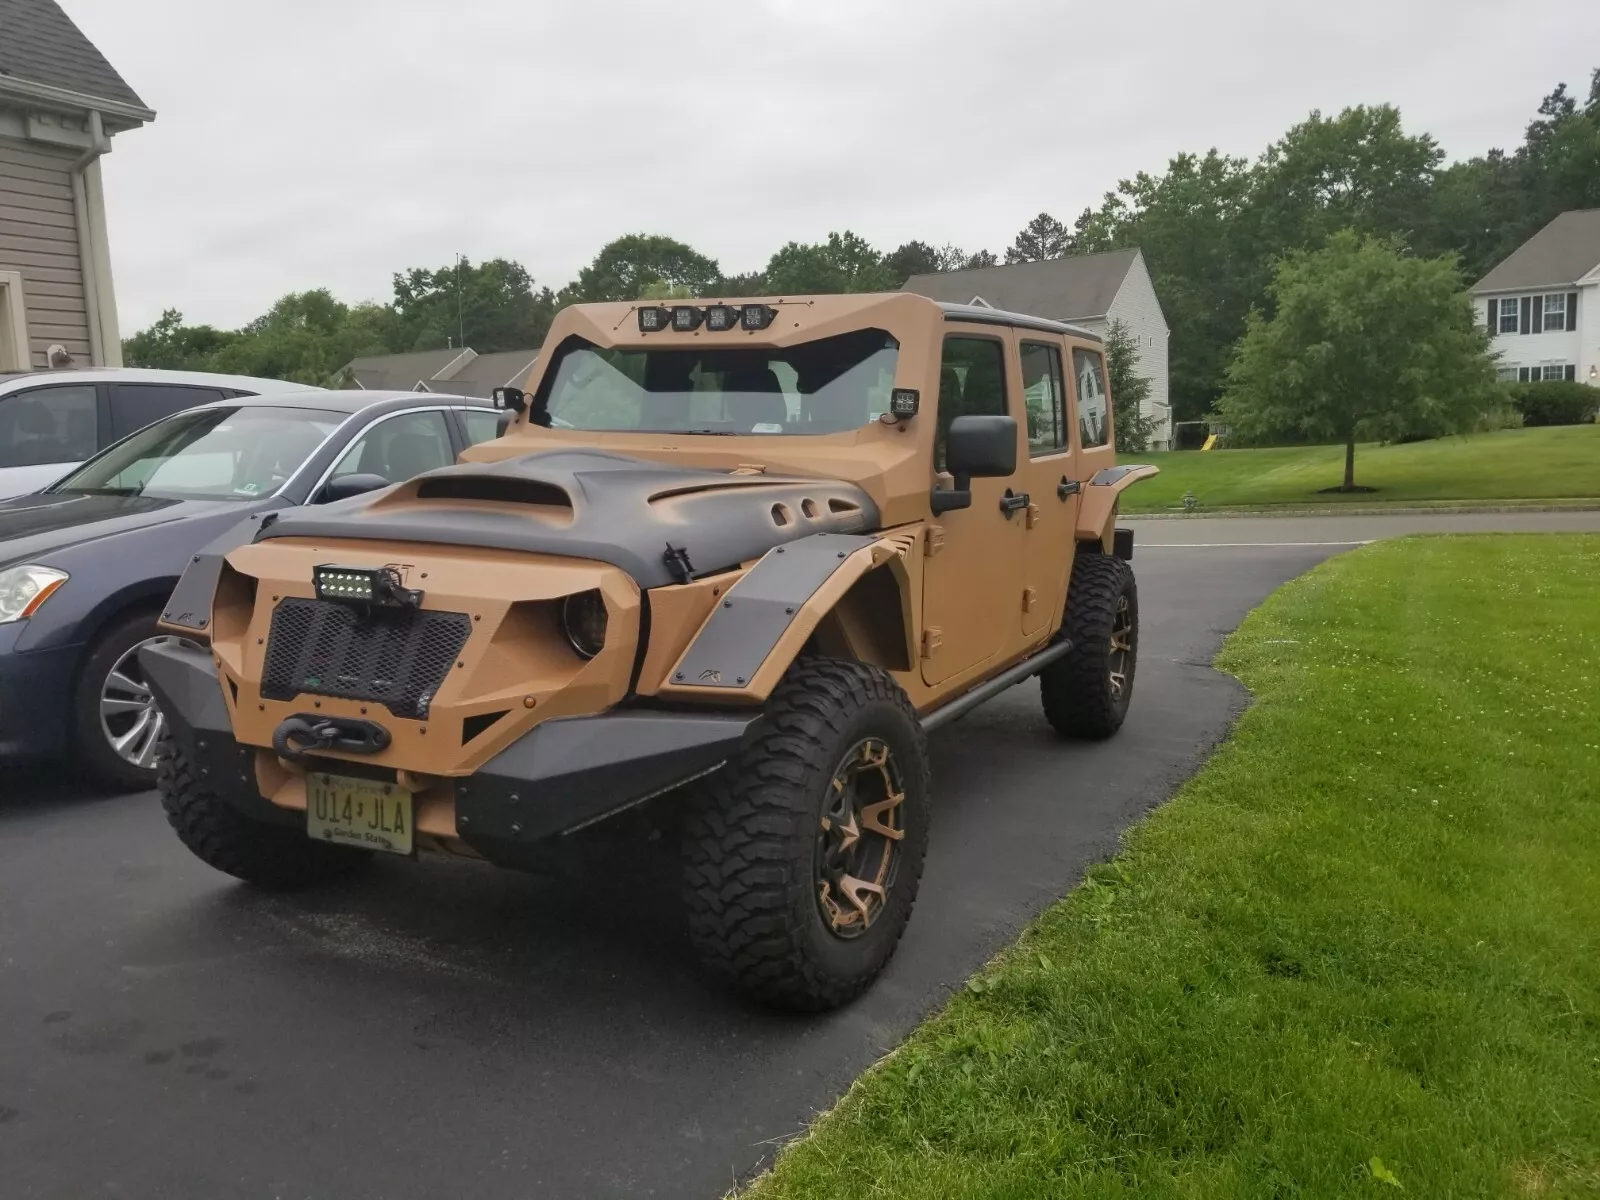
<box><xmin>934</xmin><ymin>337</ymin><xmax>1008</xmax><ymax>472</ymax></box>
<box><xmin>1020</xmin><ymin>342</ymin><xmax>1068</xmax><ymax>456</ymax></box>
<box><xmin>330</xmin><ymin>410</ymin><xmax>455</xmax><ymax>484</ymax></box>
<box><xmin>0</xmin><ymin>384</ymin><xmax>99</xmax><ymax>468</ymax></box>
<box><xmin>1072</xmin><ymin>348</ymin><xmax>1110</xmax><ymax>448</ymax></box>
<box><xmin>110</xmin><ymin>384</ymin><xmax>228</xmax><ymax>440</ymax></box>
<box><xmin>459</xmin><ymin>408</ymin><xmax>503</xmax><ymax>447</ymax></box>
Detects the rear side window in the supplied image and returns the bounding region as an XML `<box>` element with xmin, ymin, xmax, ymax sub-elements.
<box><xmin>1072</xmin><ymin>348</ymin><xmax>1110</xmax><ymax>448</ymax></box>
<box><xmin>1020</xmin><ymin>342</ymin><xmax>1068</xmax><ymax>456</ymax></box>
<box><xmin>111</xmin><ymin>384</ymin><xmax>227</xmax><ymax>440</ymax></box>
<box><xmin>460</xmin><ymin>408</ymin><xmax>503</xmax><ymax>447</ymax></box>
<box><xmin>935</xmin><ymin>337</ymin><xmax>1008</xmax><ymax>471</ymax></box>
<box><xmin>0</xmin><ymin>383</ymin><xmax>98</xmax><ymax>467</ymax></box>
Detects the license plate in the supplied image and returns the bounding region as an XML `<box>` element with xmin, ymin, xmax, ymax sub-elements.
<box><xmin>306</xmin><ymin>772</ymin><xmax>413</xmax><ymax>856</ymax></box>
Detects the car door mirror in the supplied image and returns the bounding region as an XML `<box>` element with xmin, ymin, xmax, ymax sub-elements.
<box><xmin>933</xmin><ymin>415</ymin><xmax>1017</xmax><ymax>514</ymax></box>
<box><xmin>318</xmin><ymin>472</ymin><xmax>391</xmax><ymax>503</ymax></box>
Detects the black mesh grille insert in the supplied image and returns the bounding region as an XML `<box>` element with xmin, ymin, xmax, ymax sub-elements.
<box><xmin>261</xmin><ymin>598</ymin><xmax>471</xmax><ymax>719</ymax></box>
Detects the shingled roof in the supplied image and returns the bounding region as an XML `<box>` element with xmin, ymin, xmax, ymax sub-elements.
<box><xmin>0</xmin><ymin>0</ymin><xmax>150</xmax><ymax>114</ymax></box>
<box><xmin>1474</xmin><ymin>209</ymin><xmax>1600</xmax><ymax>293</ymax></box>
<box><xmin>905</xmin><ymin>248</ymin><xmax>1143</xmax><ymax>322</ymax></box>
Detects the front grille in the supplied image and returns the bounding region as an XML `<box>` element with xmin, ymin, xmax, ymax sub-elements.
<box><xmin>261</xmin><ymin>598</ymin><xmax>471</xmax><ymax>719</ymax></box>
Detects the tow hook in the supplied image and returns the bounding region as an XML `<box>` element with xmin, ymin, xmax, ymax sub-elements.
<box><xmin>272</xmin><ymin>714</ymin><xmax>392</xmax><ymax>763</ymax></box>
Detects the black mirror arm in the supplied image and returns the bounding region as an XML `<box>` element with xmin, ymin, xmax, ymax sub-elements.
<box><xmin>930</xmin><ymin>472</ymin><xmax>973</xmax><ymax>514</ymax></box>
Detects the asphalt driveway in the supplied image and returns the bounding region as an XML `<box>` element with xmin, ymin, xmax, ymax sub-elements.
<box><xmin>3</xmin><ymin>512</ymin><xmax>1594</xmax><ymax>1199</ymax></box>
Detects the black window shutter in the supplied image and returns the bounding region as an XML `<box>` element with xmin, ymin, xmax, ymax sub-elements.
<box><xmin>1521</xmin><ymin>296</ymin><xmax>1532</xmax><ymax>333</ymax></box>
<box><xmin>1566</xmin><ymin>364</ymin><xmax>1576</xmax><ymax>381</ymax></box>
<box><xmin>1517</xmin><ymin>367</ymin><xmax>1529</xmax><ymax>382</ymax></box>
<box><xmin>1486</xmin><ymin>299</ymin><xmax>1495</xmax><ymax>328</ymax></box>
<box><xmin>1568</xmin><ymin>292</ymin><xmax>1579</xmax><ymax>331</ymax></box>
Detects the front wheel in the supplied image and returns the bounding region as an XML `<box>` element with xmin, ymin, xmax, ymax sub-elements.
<box><xmin>681</xmin><ymin>658</ymin><xmax>931</xmax><ymax>1011</ymax></box>
<box><xmin>1040</xmin><ymin>552</ymin><xmax>1139</xmax><ymax>739</ymax></box>
<box><xmin>71</xmin><ymin>610</ymin><xmax>186</xmax><ymax>791</ymax></box>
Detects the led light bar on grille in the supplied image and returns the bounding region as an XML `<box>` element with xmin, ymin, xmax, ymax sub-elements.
<box><xmin>313</xmin><ymin>564</ymin><xmax>422</xmax><ymax>609</ymax></box>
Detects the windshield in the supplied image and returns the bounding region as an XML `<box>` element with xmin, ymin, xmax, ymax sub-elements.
<box><xmin>53</xmin><ymin>405</ymin><xmax>343</xmax><ymax>500</ymax></box>
<box><xmin>537</xmin><ymin>329</ymin><xmax>900</xmax><ymax>435</ymax></box>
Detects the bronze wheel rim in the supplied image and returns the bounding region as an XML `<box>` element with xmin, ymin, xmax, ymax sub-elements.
<box><xmin>814</xmin><ymin>738</ymin><xmax>905</xmax><ymax>940</ymax></box>
<box><xmin>1109</xmin><ymin>595</ymin><xmax>1133</xmax><ymax>699</ymax></box>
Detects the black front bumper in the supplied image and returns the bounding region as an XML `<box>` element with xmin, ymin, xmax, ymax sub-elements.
<box><xmin>140</xmin><ymin>641</ymin><xmax>757</xmax><ymax>856</ymax></box>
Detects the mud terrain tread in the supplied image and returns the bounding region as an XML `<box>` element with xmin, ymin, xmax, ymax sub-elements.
<box><xmin>158</xmin><ymin>737</ymin><xmax>368</xmax><ymax>889</ymax></box>
<box><xmin>1041</xmin><ymin>552</ymin><xmax>1137</xmax><ymax>739</ymax></box>
<box><xmin>681</xmin><ymin>658</ymin><xmax>929</xmax><ymax>1011</ymax></box>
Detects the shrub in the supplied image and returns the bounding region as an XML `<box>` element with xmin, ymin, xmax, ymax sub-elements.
<box><xmin>1506</xmin><ymin>380</ymin><xmax>1598</xmax><ymax>427</ymax></box>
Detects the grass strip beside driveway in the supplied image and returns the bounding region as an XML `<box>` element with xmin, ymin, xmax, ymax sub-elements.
<box><xmin>749</xmin><ymin>535</ymin><xmax>1600</xmax><ymax>1198</ymax></box>
<box><xmin>1123</xmin><ymin>425</ymin><xmax>1600</xmax><ymax>512</ymax></box>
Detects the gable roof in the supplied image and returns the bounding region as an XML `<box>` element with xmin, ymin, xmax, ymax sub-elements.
<box><xmin>1474</xmin><ymin>209</ymin><xmax>1600</xmax><ymax>293</ymax></box>
<box><xmin>445</xmin><ymin>349</ymin><xmax>540</xmax><ymax>398</ymax></box>
<box><xmin>0</xmin><ymin>0</ymin><xmax>150</xmax><ymax>113</ymax></box>
<box><xmin>904</xmin><ymin>248</ymin><xmax>1142</xmax><ymax>322</ymax></box>
<box><xmin>339</xmin><ymin>347</ymin><xmax>471</xmax><ymax>391</ymax></box>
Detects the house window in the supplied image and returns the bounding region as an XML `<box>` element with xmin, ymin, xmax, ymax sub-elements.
<box><xmin>1543</xmin><ymin>294</ymin><xmax>1566</xmax><ymax>331</ymax></box>
<box><xmin>1496</xmin><ymin>367</ymin><xmax>1518</xmax><ymax>382</ymax></box>
<box><xmin>1542</xmin><ymin>364</ymin><xmax>1571</xmax><ymax>382</ymax></box>
<box><xmin>1499</xmin><ymin>298</ymin><xmax>1519</xmax><ymax>334</ymax></box>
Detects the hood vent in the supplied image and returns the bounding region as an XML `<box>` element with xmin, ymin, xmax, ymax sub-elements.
<box><xmin>414</xmin><ymin>477</ymin><xmax>572</xmax><ymax>508</ymax></box>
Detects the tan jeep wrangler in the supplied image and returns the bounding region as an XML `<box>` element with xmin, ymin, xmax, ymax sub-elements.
<box><xmin>145</xmin><ymin>293</ymin><xmax>1156</xmax><ymax>1010</ymax></box>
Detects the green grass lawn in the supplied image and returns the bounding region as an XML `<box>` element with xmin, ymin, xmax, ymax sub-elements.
<box><xmin>748</xmin><ymin>535</ymin><xmax>1600</xmax><ymax>1199</ymax></box>
<box><xmin>1124</xmin><ymin>424</ymin><xmax>1600</xmax><ymax>512</ymax></box>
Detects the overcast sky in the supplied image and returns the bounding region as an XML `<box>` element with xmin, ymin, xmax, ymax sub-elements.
<box><xmin>69</xmin><ymin>0</ymin><xmax>1599</xmax><ymax>334</ymax></box>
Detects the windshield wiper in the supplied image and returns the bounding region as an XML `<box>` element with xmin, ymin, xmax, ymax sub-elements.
<box><xmin>58</xmin><ymin>484</ymin><xmax>147</xmax><ymax>496</ymax></box>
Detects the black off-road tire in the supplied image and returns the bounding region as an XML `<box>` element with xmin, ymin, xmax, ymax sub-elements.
<box><xmin>681</xmin><ymin>658</ymin><xmax>930</xmax><ymax>1011</ymax></box>
<box><xmin>1040</xmin><ymin>552</ymin><xmax>1139</xmax><ymax>739</ymax></box>
<box><xmin>157</xmin><ymin>736</ymin><xmax>370</xmax><ymax>889</ymax></box>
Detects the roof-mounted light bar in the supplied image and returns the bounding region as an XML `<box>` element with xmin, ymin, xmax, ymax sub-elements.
<box><xmin>636</xmin><ymin>303</ymin><xmax>780</xmax><ymax>334</ymax></box>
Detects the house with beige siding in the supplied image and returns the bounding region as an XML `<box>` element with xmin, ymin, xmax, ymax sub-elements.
<box><xmin>0</xmin><ymin>0</ymin><xmax>151</xmax><ymax>371</ymax></box>
<box><xmin>905</xmin><ymin>248</ymin><xmax>1172</xmax><ymax>448</ymax></box>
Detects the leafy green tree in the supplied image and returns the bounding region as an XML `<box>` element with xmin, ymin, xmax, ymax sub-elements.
<box><xmin>762</xmin><ymin>231</ymin><xmax>896</xmax><ymax>294</ymax></box>
<box><xmin>1218</xmin><ymin>232</ymin><xmax>1499</xmax><ymax>490</ymax></box>
<box><xmin>563</xmin><ymin>234</ymin><xmax>720</xmax><ymax>303</ymax></box>
<box><xmin>1103</xmin><ymin>318</ymin><xmax>1158</xmax><ymax>453</ymax></box>
<box><xmin>884</xmin><ymin>241</ymin><xmax>942</xmax><ymax>285</ymax></box>
<box><xmin>122</xmin><ymin>309</ymin><xmax>238</xmax><ymax>369</ymax></box>
<box><xmin>1004</xmin><ymin>212</ymin><xmax>1072</xmax><ymax>263</ymax></box>
<box><xmin>391</xmin><ymin>258</ymin><xmax>555</xmax><ymax>353</ymax></box>
<box><xmin>713</xmin><ymin>271</ymin><xmax>769</xmax><ymax>297</ymax></box>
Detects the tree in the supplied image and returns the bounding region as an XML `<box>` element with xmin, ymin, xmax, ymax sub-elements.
<box><xmin>122</xmin><ymin>309</ymin><xmax>238</xmax><ymax>369</ymax></box>
<box><xmin>1004</xmin><ymin>212</ymin><xmax>1073</xmax><ymax>264</ymax></box>
<box><xmin>1217</xmin><ymin>231</ymin><xmax>1499</xmax><ymax>490</ymax></box>
<box><xmin>391</xmin><ymin>257</ymin><xmax>555</xmax><ymax>352</ymax></box>
<box><xmin>762</xmin><ymin>231</ymin><xmax>896</xmax><ymax>294</ymax></box>
<box><xmin>1103</xmin><ymin>319</ymin><xmax>1158</xmax><ymax>453</ymax></box>
<box><xmin>563</xmin><ymin>234</ymin><xmax>720</xmax><ymax>303</ymax></box>
<box><xmin>883</xmin><ymin>240</ymin><xmax>941</xmax><ymax>285</ymax></box>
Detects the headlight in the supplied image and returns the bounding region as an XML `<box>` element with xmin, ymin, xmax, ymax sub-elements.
<box><xmin>0</xmin><ymin>566</ymin><xmax>69</xmax><ymax>624</ymax></box>
<box><xmin>561</xmin><ymin>590</ymin><xmax>608</xmax><ymax>660</ymax></box>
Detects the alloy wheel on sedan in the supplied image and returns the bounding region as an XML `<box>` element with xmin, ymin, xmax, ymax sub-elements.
<box><xmin>99</xmin><ymin>636</ymin><xmax>190</xmax><ymax>770</ymax></box>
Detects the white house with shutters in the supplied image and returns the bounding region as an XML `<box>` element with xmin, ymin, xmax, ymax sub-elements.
<box><xmin>1473</xmin><ymin>209</ymin><xmax>1600</xmax><ymax>386</ymax></box>
<box><xmin>0</xmin><ymin>0</ymin><xmax>152</xmax><ymax>372</ymax></box>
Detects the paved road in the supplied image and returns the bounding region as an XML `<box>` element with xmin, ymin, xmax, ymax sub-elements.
<box><xmin>3</xmin><ymin>514</ymin><xmax>1595</xmax><ymax>1199</ymax></box>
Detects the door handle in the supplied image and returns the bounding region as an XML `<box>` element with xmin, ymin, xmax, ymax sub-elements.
<box><xmin>999</xmin><ymin>489</ymin><xmax>1030</xmax><ymax>517</ymax></box>
<box><xmin>1057</xmin><ymin>476</ymin><xmax>1082</xmax><ymax>500</ymax></box>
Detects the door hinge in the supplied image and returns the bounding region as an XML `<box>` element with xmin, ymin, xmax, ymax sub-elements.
<box><xmin>920</xmin><ymin>627</ymin><xmax>943</xmax><ymax>659</ymax></box>
<box><xmin>922</xmin><ymin>525</ymin><xmax>945</xmax><ymax>557</ymax></box>
<box><xmin>1021</xmin><ymin>587</ymin><xmax>1037</xmax><ymax>614</ymax></box>
<box><xmin>1025</xmin><ymin>503</ymin><xmax>1041</xmax><ymax>529</ymax></box>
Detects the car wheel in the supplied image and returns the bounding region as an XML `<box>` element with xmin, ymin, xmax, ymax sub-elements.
<box><xmin>72</xmin><ymin>610</ymin><xmax>191</xmax><ymax>791</ymax></box>
<box><xmin>1039</xmin><ymin>552</ymin><xmax>1139</xmax><ymax>739</ymax></box>
<box><xmin>681</xmin><ymin>657</ymin><xmax>931</xmax><ymax>1011</ymax></box>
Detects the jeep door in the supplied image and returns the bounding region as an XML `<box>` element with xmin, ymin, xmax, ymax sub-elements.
<box><xmin>1015</xmin><ymin>337</ymin><xmax>1078</xmax><ymax>639</ymax></box>
<box><xmin>919</xmin><ymin>329</ymin><xmax>1026</xmax><ymax>688</ymax></box>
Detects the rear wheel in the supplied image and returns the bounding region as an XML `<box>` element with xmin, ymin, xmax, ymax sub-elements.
<box><xmin>158</xmin><ymin>737</ymin><xmax>370</xmax><ymax>889</ymax></box>
<box><xmin>1040</xmin><ymin>552</ymin><xmax>1139</xmax><ymax>739</ymax></box>
<box><xmin>681</xmin><ymin>658</ymin><xmax>930</xmax><ymax>1011</ymax></box>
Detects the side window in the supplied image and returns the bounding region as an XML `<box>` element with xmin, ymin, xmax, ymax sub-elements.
<box><xmin>1072</xmin><ymin>348</ymin><xmax>1110</xmax><ymax>449</ymax></box>
<box><xmin>1020</xmin><ymin>342</ymin><xmax>1068</xmax><ymax>456</ymax></box>
<box><xmin>460</xmin><ymin>408</ymin><xmax>503</xmax><ymax>447</ymax></box>
<box><xmin>330</xmin><ymin>410</ymin><xmax>455</xmax><ymax>484</ymax></box>
<box><xmin>110</xmin><ymin>384</ymin><xmax>226</xmax><ymax>440</ymax></box>
<box><xmin>934</xmin><ymin>337</ymin><xmax>1008</xmax><ymax>472</ymax></box>
<box><xmin>0</xmin><ymin>384</ymin><xmax>99</xmax><ymax>468</ymax></box>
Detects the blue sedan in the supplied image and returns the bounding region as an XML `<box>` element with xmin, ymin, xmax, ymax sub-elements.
<box><xmin>0</xmin><ymin>388</ymin><xmax>499</xmax><ymax>790</ymax></box>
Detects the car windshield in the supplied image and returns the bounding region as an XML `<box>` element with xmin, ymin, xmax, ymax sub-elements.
<box><xmin>538</xmin><ymin>329</ymin><xmax>900</xmax><ymax>435</ymax></box>
<box><xmin>52</xmin><ymin>405</ymin><xmax>343</xmax><ymax>500</ymax></box>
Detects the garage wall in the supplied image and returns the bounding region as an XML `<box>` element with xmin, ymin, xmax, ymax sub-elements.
<box><xmin>0</xmin><ymin>135</ymin><xmax>92</xmax><ymax>368</ymax></box>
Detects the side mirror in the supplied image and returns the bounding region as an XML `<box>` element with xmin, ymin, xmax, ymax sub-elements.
<box><xmin>318</xmin><ymin>472</ymin><xmax>391</xmax><ymax>503</ymax></box>
<box><xmin>933</xmin><ymin>415</ymin><xmax>1017</xmax><ymax>514</ymax></box>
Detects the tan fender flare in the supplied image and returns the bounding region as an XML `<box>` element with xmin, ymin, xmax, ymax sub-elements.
<box><xmin>1075</xmin><ymin>465</ymin><xmax>1159</xmax><ymax>549</ymax></box>
<box><xmin>656</xmin><ymin>531</ymin><xmax>916</xmax><ymax>705</ymax></box>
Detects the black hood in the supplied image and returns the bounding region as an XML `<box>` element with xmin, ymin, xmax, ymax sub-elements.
<box><xmin>0</xmin><ymin>491</ymin><xmax>257</xmax><ymax>568</ymax></box>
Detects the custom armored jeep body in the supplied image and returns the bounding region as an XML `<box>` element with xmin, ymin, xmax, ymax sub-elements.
<box><xmin>146</xmin><ymin>293</ymin><xmax>1156</xmax><ymax>1010</ymax></box>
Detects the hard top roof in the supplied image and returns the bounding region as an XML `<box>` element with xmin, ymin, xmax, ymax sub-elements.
<box><xmin>190</xmin><ymin>389</ymin><xmax>488</xmax><ymax>415</ymax></box>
